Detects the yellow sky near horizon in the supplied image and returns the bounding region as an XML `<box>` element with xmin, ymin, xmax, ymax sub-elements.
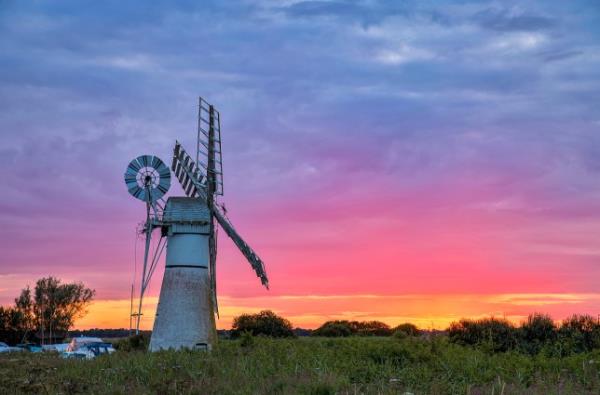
<box><xmin>74</xmin><ymin>293</ymin><xmax>600</xmax><ymax>331</ymax></box>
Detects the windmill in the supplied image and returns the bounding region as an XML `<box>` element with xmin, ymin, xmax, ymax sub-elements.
<box><xmin>123</xmin><ymin>97</ymin><xmax>268</xmax><ymax>351</ymax></box>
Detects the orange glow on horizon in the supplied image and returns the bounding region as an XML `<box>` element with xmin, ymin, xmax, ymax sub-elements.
<box><xmin>73</xmin><ymin>293</ymin><xmax>600</xmax><ymax>331</ymax></box>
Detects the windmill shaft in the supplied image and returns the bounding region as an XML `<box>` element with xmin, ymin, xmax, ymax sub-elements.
<box><xmin>136</xmin><ymin>216</ymin><xmax>152</xmax><ymax>333</ymax></box>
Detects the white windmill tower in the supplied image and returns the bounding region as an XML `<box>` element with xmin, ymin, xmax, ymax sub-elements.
<box><xmin>124</xmin><ymin>97</ymin><xmax>269</xmax><ymax>351</ymax></box>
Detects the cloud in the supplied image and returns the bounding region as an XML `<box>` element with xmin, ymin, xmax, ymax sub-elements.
<box><xmin>283</xmin><ymin>1</ymin><xmax>364</xmax><ymax>18</ymax></box>
<box><xmin>473</xmin><ymin>7</ymin><xmax>556</xmax><ymax>32</ymax></box>
<box><xmin>0</xmin><ymin>0</ymin><xmax>600</xmax><ymax>326</ymax></box>
<box><xmin>280</xmin><ymin>0</ymin><xmax>410</xmax><ymax>26</ymax></box>
<box><xmin>539</xmin><ymin>49</ymin><xmax>583</xmax><ymax>63</ymax></box>
<box><xmin>374</xmin><ymin>45</ymin><xmax>437</xmax><ymax>65</ymax></box>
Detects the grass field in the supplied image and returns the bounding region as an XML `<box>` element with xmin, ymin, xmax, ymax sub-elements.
<box><xmin>1</xmin><ymin>336</ymin><xmax>600</xmax><ymax>394</ymax></box>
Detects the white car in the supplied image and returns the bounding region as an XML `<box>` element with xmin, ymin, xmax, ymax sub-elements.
<box><xmin>42</xmin><ymin>343</ymin><xmax>69</xmax><ymax>353</ymax></box>
<box><xmin>66</xmin><ymin>337</ymin><xmax>104</xmax><ymax>352</ymax></box>
<box><xmin>0</xmin><ymin>342</ymin><xmax>23</xmax><ymax>353</ymax></box>
<box><xmin>62</xmin><ymin>341</ymin><xmax>115</xmax><ymax>360</ymax></box>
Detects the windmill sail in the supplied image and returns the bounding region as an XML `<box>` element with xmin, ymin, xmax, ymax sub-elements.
<box><xmin>197</xmin><ymin>97</ymin><xmax>224</xmax><ymax>195</ymax></box>
<box><xmin>172</xmin><ymin>141</ymin><xmax>269</xmax><ymax>289</ymax></box>
<box><xmin>212</xmin><ymin>204</ymin><xmax>269</xmax><ymax>288</ymax></box>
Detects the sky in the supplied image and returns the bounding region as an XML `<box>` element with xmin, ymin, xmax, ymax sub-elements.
<box><xmin>1</xmin><ymin>0</ymin><xmax>600</xmax><ymax>330</ymax></box>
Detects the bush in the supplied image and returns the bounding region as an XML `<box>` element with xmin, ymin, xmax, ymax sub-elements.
<box><xmin>518</xmin><ymin>313</ymin><xmax>556</xmax><ymax>355</ymax></box>
<box><xmin>557</xmin><ymin>314</ymin><xmax>600</xmax><ymax>354</ymax></box>
<box><xmin>114</xmin><ymin>333</ymin><xmax>150</xmax><ymax>351</ymax></box>
<box><xmin>448</xmin><ymin>317</ymin><xmax>517</xmax><ymax>352</ymax></box>
<box><xmin>239</xmin><ymin>331</ymin><xmax>255</xmax><ymax>348</ymax></box>
<box><xmin>312</xmin><ymin>320</ymin><xmax>392</xmax><ymax>337</ymax></box>
<box><xmin>312</xmin><ymin>321</ymin><xmax>353</xmax><ymax>337</ymax></box>
<box><xmin>354</xmin><ymin>321</ymin><xmax>392</xmax><ymax>336</ymax></box>
<box><xmin>231</xmin><ymin>310</ymin><xmax>295</xmax><ymax>338</ymax></box>
<box><xmin>393</xmin><ymin>323</ymin><xmax>420</xmax><ymax>337</ymax></box>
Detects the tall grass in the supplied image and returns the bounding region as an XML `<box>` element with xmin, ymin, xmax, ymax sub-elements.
<box><xmin>1</xmin><ymin>336</ymin><xmax>600</xmax><ymax>394</ymax></box>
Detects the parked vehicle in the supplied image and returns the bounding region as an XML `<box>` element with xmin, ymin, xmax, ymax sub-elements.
<box><xmin>0</xmin><ymin>342</ymin><xmax>24</xmax><ymax>353</ymax></box>
<box><xmin>66</xmin><ymin>336</ymin><xmax>103</xmax><ymax>352</ymax></box>
<box><xmin>42</xmin><ymin>343</ymin><xmax>69</xmax><ymax>352</ymax></box>
<box><xmin>15</xmin><ymin>344</ymin><xmax>43</xmax><ymax>353</ymax></box>
<box><xmin>62</xmin><ymin>342</ymin><xmax>115</xmax><ymax>360</ymax></box>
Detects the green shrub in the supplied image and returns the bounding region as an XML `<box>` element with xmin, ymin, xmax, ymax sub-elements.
<box><xmin>557</xmin><ymin>314</ymin><xmax>600</xmax><ymax>354</ymax></box>
<box><xmin>393</xmin><ymin>323</ymin><xmax>420</xmax><ymax>337</ymax></box>
<box><xmin>354</xmin><ymin>321</ymin><xmax>392</xmax><ymax>336</ymax></box>
<box><xmin>239</xmin><ymin>330</ymin><xmax>255</xmax><ymax>348</ymax></box>
<box><xmin>231</xmin><ymin>310</ymin><xmax>295</xmax><ymax>338</ymax></box>
<box><xmin>448</xmin><ymin>317</ymin><xmax>517</xmax><ymax>352</ymax></box>
<box><xmin>312</xmin><ymin>320</ymin><xmax>392</xmax><ymax>337</ymax></box>
<box><xmin>518</xmin><ymin>313</ymin><xmax>556</xmax><ymax>355</ymax></box>
<box><xmin>113</xmin><ymin>333</ymin><xmax>150</xmax><ymax>351</ymax></box>
<box><xmin>312</xmin><ymin>321</ymin><xmax>353</xmax><ymax>337</ymax></box>
<box><xmin>309</xmin><ymin>383</ymin><xmax>336</xmax><ymax>395</ymax></box>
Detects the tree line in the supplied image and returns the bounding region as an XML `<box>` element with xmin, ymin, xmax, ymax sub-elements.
<box><xmin>230</xmin><ymin>310</ymin><xmax>600</xmax><ymax>356</ymax></box>
<box><xmin>0</xmin><ymin>277</ymin><xmax>94</xmax><ymax>345</ymax></box>
<box><xmin>448</xmin><ymin>313</ymin><xmax>600</xmax><ymax>356</ymax></box>
<box><xmin>230</xmin><ymin>310</ymin><xmax>420</xmax><ymax>338</ymax></box>
<box><xmin>2</xmin><ymin>277</ymin><xmax>600</xmax><ymax>358</ymax></box>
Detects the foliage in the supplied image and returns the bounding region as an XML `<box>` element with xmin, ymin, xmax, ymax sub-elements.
<box><xmin>393</xmin><ymin>323</ymin><xmax>421</xmax><ymax>337</ymax></box>
<box><xmin>0</xmin><ymin>277</ymin><xmax>94</xmax><ymax>345</ymax></box>
<box><xmin>556</xmin><ymin>314</ymin><xmax>600</xmax><ymax>355</ymax></box>
<box><xmin>114</xmin><ymin>333</ymin><xmax>151</xmax><ymax>352</ymax></box>
<box><xmin>2</xmin><ymin>336</ymin><xmax>600</xmax><ymax>394</ymax></box>
<box><xmin>231</xmin><ymin>310</ymin><xmax>295</xmax><ymax>338</ymax></box>
<box><xmin>518</xmin><ymin>313</ymin><xmax>557</xmax><ymax>355</ymax></box>
<box><xmin>239</xmin><ymin>331</ymin><xmax>255</xmax><ymax>348</ymax></box>
<box><xmin>448</xmin><ymin>314</ymin><xmax>600</xmax><ymax>356</ymax></box>
<box><xmin>313</xmin><ymin>320</ymin><xmax>392</xmax><ymax>337</ymax></box>
<box><xmin>18</xmin><ymin>277</ymin><xmax>95</xmax><ymax>343</ymax></box>
<box><xmin>355</xmin><ymin>321</ymin><xmax>392</xmax><ymax>336</ymax></box>
<box><xmin>312</xmin><ymin>321</ymin><xmax>354</xmax><ymax>337</ymax></box>
<box><xmin>448</xmin><ymin>317</ymin><xmax>518</xmax><ymax>352</ymax></box>
<box><xmin>0</xmin><ymin>306</ymin><xmax>28</xmax><ymax>345</ymax></box>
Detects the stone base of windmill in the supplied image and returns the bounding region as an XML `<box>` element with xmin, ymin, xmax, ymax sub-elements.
<box><xmin>149</xmin><ymin>266</ymin><xmax>217</xmax><ymax>351</ymax></box>
<box><xmin>149</xmin><ymin>197</ymin><xmax>217</xmax><ymax>351</ymax></box>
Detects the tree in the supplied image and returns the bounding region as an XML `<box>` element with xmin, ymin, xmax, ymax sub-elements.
<box><xmin>231</xmin><ymin>310</ymin><xmax>295</xmax><ymax>338</ymax></box>
<box><xmin>519</xmin><ymin>313</ymin><xmax>556</xmax><ymax>355</ymax></box>
<box><xmin>313</xmin><ymin>320</ymin><xmax>393</xmax><ymax>337</ymax></box>
<box><xmin>312</xmin><ymin>321</ymin><xmax>354</xmax><ymax>337</ymax></box>
<box><xmin>393</xmin><ymin>323</ymin><xmax>420</xmax><ymax>337</ymax></box>
<box><xmin>557</xmin><ymin>314</ymin><xmax>600</xmax><ymax>354</ymax></box>
<box><xmin>0</xmin><ymin>306</ymin><xmax>28</xmax><ymax>345</ymax></box>
<box><xmin>353</xmin><ymin>321</ymin><xmax>392</xmax><ymax>336</ymax></box>
<box><xmin>448</xmin><ymin>317</ymin><xmax>518</xmax><ymax>352</ymax></box>
<box><xmin>14</xmin><ymin>277</ymin><xmax>95</xmax><ymax>344</ymax></box>
<box><xmin>14</xmin><ymin>286</ymin><xmax>34</xmax><ymax>339</ymax></box>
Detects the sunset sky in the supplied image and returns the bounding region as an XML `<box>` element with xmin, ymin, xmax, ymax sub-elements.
<box><xmin>1</xmin><ymin>0</ymin><xmax>600</xmax><ymax>330</ymax></box>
